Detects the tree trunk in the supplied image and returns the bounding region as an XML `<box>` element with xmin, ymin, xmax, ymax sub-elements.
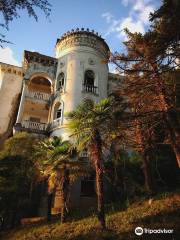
<box><xmin>112</xmin><ymin>141</ymin><xmax>124</xmax><ymax>200</ymax></box>
<box><xmin>158</xmin><ymin>93</ymin><xmax>180</xmax><ymax>168</ymax></box>
<box><xmin>142</xmin><ymin>150</ymin><xmax>155</xmax><ymax>193</ymax></box>
<box><xmin>95</xmin><ymin>160</ymin><xmax>105</xmax><ymax>229</ymax></box>
<box><xmin>47</xmin><ymin>193</ymin><xmax>53</xmax><ymax>222</ymax></box>
<box><xmin>164</xmin><ymin>112</ymin><xmax>180</xmax><ymax>168</ymax></box>
<box><xmin>60</xmin><ymin>165</ymin><xmax>70</xmax><ymax>223</ymax></box>
<box><xmin>150</xmin><ymin>65</ymin><xmax>180</xmax><ymax>168</ymax></box>
<box><xmin>91</xmin><ymin>130</ymin><xmax>106</xmax><ymax>229</ymax></box>
<box><xmin>171</xmin><ymin>142</ymin><xmax>180</xmax><ymax>168</ymax></box>
<box><xmin>61</xmin><ymin>194</ymin><xmax>65</xmax><ymax>223</ymax></box>
<box><xmin>135</xmin><ymin>119</ymin><xmax>155</xmax><ymax>192</ymax></box>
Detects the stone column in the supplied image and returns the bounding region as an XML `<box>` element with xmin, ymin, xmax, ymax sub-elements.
<box><xmin>16</xmin><ymin>80</ymin><xmax>27</xmax><ymax>123</ymax></box>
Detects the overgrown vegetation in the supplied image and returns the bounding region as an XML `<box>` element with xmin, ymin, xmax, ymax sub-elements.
<box><xmin>1</xmin><ymin>191</ymin><xmax>180</xmax><ymax>240</ymax></box>
<box><xmin>0</xmin><ymin>132</ymin><xmax>40</xmax><ymax>228</ymax></box>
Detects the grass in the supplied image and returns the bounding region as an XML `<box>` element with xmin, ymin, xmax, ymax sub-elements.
<box><xmin>1</xmin><ymin>191</ymin><xmax>180</xmax><ymax>240</ymax></box>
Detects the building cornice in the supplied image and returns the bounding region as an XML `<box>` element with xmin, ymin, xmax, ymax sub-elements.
<box><xmin>56</xmin><ymin>28</ymin><xmax>110</xmax><ymax>59</ymax></box>
<box><xmin>0</xmin><ymin>62</ymin><xmax>23</xmax><ymax>76</ymax></box>
<box><xmin>23</xmin><ymin>51</ymin><xmax>58</xmax><ymax>70</ymax></box>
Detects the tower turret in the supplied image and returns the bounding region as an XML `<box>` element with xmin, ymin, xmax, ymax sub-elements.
<box><xmin>50</xmin><ymin>28</ymin><xmax>110</xmax><ymax>138</ymax></box>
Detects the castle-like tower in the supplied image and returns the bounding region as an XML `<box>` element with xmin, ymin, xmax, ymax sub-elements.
<box><xmin>0</xmin><ymin>29</ymin><xmax>120</xmax><ymax>143</ymax></box>
<box><xmin>11</xmin><ymin>29</ymin><xmax>110</xmax><ymax>140</ymax></box>
<box><xmin>52</xmin><ymin>28</ymin><xmax>110</xmax><ymax>138</ymax></box>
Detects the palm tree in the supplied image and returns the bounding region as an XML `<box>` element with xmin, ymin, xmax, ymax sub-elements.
<box><xmin>67</xmin><ymin>98</ymin><xmax>113</xmax><ymax>229</ymax></box>
<box><xmin>36</xmin><ymin>136</ymin><xmax>87</xmax><ymax>223</ymax></box>
<box><xmin>36</xmin><ymin>136</ymin><xmax>72</xmax><ymax>222</ymax></box>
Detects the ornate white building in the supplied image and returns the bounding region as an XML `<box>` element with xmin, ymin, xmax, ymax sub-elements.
<box><xmin>0</xmin><ymin>29</ymin><xmax>120</xmax><ymax>142</ymax></box>
<box><xmin>0</xmin><ymin>29</ymin><xmax>122</xmax><ymax>213</ymax></box>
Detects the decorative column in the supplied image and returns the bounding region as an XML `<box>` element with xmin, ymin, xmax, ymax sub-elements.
<box><xmin>16</xmin><ymin>80</ymin><xmax>28</xmax><ymax>123</ymax></box>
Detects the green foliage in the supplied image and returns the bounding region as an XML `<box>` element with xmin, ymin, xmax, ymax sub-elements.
<box><xmin>150</xmin><ymin>0</ymin><xmax>180</xmax><ymax>53</ymax></box>
<box><xmin>36</xmin><ymin>136</ymin><xmax>87</xmax><ymax>185</ymax></box>
<box><xmin>66</xmin><ymin>96</ymin><xmax>126</xmax><ymax>153</ymax></box>
<box><xmin>112</xmin><ymin>0</ymin><xmax>180</xmax><ymax>175</ymax></box>
<box><xmin>0</xmin><ymin>132</ymin><xmax>41</xmax><ymax>223</ymax></box>
<box><xmin>0</xmin><ymin>156</ymin><xmax>30</xmax><ymax>212</ymax></box>
<box><xmin>105</xmin><ymin>149</ymin><xmax>145</xmax><ymax>202</ymax></box>
<box><xmin>0</xmin><ymin>0</ymin><xmax>51</xmax><ymax>47</ymax></box>
<box><xmin>0</xmin><ymin>132</ymin><xmax>38</xmax><ymax>159</ymax></box>
<box><xmin>35</xmin><ymin>136</ymin><xmax>89</xmax><ymax>222</ymax></box>
<box><xmin>66</xmin><ymin>97</ymin><xmax>123</xmax><ymax>228</ymax></box>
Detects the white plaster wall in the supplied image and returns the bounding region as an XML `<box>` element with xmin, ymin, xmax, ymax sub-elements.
<box><xmin>0</xmin><ymin>65</ymin><xmax>23</xmax><ymax>134</ymax></box>
<box><xmin>51</xmin><ymin>45</ymin><xmax>109</xmax><ymax>139</ymax></box>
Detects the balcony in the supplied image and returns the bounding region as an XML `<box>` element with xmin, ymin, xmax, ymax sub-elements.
<box><xmin>22</xmin><ymin>120</ymin><xmax>48</xmax><ymax>130</ymax></box>
<box><xmin>14</xmin><ymin>121</ymin><xmax>48</xmax><ymax>135</ymax></box>
<box><xmin>82</xmin><ymin>84</ymin><xmax>98</xmax><ymax>94</ymax></box>
<box><xmin>14</xmin><ymin>118</ymin><xmax>63</xmax><ymax>134</ymax></box>
<box><xmin>25</xmin><ymin>90</ymin><xmax>50</xmax><ymax>102</ymax></box>
<box><xmin>79</xmin><ymin>151</ymin><xmax>88</xmax><ymax>158</ymax></box>
<box><xmin>49</xmin><ymin>118</ymin><xmax>62</xmax><ymax>130</ymax></box>
<box><xmin>79</xmin><ymin>150</ymin><xmax>89</xmax><ymax>162</ymax></box>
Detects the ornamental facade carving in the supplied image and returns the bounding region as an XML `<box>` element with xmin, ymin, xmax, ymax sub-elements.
<box><xmin>56</xmin><ymin>30</ymin><xmax>110</xmax><ymax>59</ymax></box>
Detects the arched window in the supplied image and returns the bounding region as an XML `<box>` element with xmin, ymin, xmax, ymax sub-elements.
<box><xmin>57</xmin><ymin>72</ymin><xmax>65</xmax><ymax>91</ymax></box>
<box><xmin>51</xmin><ymin>102</ymin><xmax>63</xmax><ymax>128</ymax></box>
<box><xmin>83</xmin><ymin>70</ymin><xmax>97</xmax><ymax>94</ymax></box>
<box><xmin>84</xmin><ymin>70</ymin><xmax>94</xmax><ymax>86</ymax></box>
<box><xmin>54</xmin><ymin>102</ymin><xmax>63</xmax><ymax>120</ymax></box>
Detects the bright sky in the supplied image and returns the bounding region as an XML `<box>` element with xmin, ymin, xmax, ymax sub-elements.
<box><xmin>0</xmin><ymin>0</ymin><xmax>161</xmax><ymax>68</ymax></box>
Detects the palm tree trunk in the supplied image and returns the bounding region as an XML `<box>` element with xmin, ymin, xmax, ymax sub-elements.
<box><xmin>61</xmin><ymin>165</ymin><xmax>70</xmax><ymax>223</ymax></box>
<box><xmin>91</xmin><ymin>130</ymin><xmax>106</xmax><ymax>229</ymax></box>
<box><xmin>95</xmin><ymin>157</ymin><xmax>105</xmax><ymax>229</ymax></box>
<box><xmin>61</xmin><ymin>194</ymin><xmax>65</xmax><ymax>223</ymax></box>
<box><xmin>47</xmin><ymin>193</ymin><xmax>53</xmax><ymax>222</ymax></box>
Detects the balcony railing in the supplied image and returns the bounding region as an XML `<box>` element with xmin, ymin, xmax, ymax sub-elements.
<box><xmin>25</xmin><ymin>90</ymin><xmax>50</xmax><ymax>101</ymax></box>
<box><xmin>50</xmin><ymin>118</ymin><xmax>62</xmax><ymax>130</ymax></box>
<box><xmin>21</xmin><ymin>120</ymin><xmax>48</xmax><ymax>131</ymax></box>
<box><xmin>14</xmin><ymin>119</ymin><xmax>62</xmax><ymax>134</ymax></box>
<box><xmin>79</xmin><ymin>150</ymin><xmax>88</xmax><ymax>158</ymax></box>
<box><xmin>82</xmin><ymin>84</ymin><xmax>98</xmax><ymax>94</ymax></box>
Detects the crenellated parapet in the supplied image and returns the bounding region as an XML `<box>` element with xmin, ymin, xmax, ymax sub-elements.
<box><xmin>56</xmin><ymin>28</ymin><xmax>110</xmax><ymax>59</ymax></box>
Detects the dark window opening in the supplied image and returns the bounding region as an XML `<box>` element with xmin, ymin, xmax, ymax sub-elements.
<box><xmin>56</xmin><ymin>109</ymin><xmax>62</xmax><ymax>119</ymax></box>
<box><xmin>81</xmin><ymin>174</ymin><xmax>95</xmax><ymax>197</ymax></box>
<box><xmin>83</xmin><ymin>70</ymin><xmax>97</xmax><ymax>94</ymax></box>
<box><xmin>84</xmin><ymin>70</ymin><xmax>94</xmax><ymax>86</ymax></box>
<box><xmin>57</xmin><ymin>73</ymin><xmax>65</xmax><ymax>91</ymax></box>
